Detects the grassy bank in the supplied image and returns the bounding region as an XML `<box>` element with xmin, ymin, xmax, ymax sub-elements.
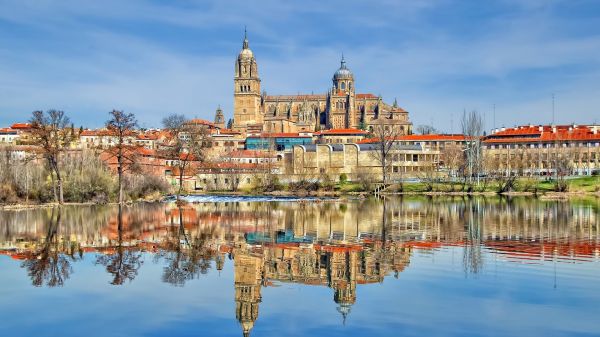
<box><xmin>243</xmin><ymin>176</ymin><xmax>600</xmax><ymax>196</ymax></box>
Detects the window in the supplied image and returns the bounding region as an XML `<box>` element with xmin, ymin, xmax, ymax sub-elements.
<box><xmin>412</xmin><ymin>154</ymin><xmax>418</xmax><ymax>162</ymax></box>
<box><xmin>341</xmin><ymin>82</ymin><xmax>346</xmax><ymax>90</ymax></box>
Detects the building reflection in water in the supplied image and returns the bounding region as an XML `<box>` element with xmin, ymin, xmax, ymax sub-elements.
<box><xmin>0</xmin><ymin>197</ymin><xmax>599</xmax><ymax>335</ymax></box>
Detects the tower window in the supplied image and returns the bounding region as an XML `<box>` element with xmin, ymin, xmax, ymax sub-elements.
<box><xmin>341</xmin><ymin>82</ymin><xmax>346</xmax><ymax>90</ymax></box>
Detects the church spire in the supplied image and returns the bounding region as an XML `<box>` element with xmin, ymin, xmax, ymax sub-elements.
<box><xmin>243</xmin><ymin>26</ymin><xmax>249</xmax><ymax>49</ymax></box>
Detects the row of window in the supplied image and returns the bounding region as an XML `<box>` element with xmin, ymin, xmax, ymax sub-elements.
<box><xmin>494</xmin><ymin>153</ymin><xmax>599</xmax><ymax>161</ymax></box>
<box><xmin>487</xmin><ymin>142</ymin><xmax>600</xmax><ymax>149</ymax></box>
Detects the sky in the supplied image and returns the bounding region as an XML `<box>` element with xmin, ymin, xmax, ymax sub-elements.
<box><xmin>0</xmin><ymin>0</ymin><xmax>599</xmax><ymax>132</ymax></box>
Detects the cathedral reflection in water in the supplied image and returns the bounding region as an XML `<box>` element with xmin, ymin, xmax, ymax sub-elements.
<box><xmin>1</xmin><ymin>197</ymin><xmax>598</xmax><ymax>336</ymax></box>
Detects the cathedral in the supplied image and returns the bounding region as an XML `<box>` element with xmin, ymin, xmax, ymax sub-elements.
<box><xmin>230</xmin><ymin>31</ymin><xmax>412</xmax><ymax>135</ymax></box>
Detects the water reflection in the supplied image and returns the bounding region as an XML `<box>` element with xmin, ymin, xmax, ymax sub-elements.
<box><xmin>0</xmin><ymin>197</ymin><xmax>599</xmax><ymax>336</ymax></box>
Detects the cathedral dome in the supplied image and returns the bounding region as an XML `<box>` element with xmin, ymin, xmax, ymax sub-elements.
<box><xmin>333</xmin><ymin>56</ymin><xmax>353</xmax><ymax>80</ymax></box>
<box><xmin>239</xmin><ymin>47</ymin><xmax>253</xmax><ymax>59</ymax></box>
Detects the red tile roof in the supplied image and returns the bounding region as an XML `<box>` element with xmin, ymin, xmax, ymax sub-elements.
<box><xmin>10</xmin><ymin>123</ymin><xmax>31</xmax><ymax>129</ymax></box>
<box><xmin>217</xmin><ymin>128</ymin><xmax>241</xmax><ymax>135</ymax></box>
<box><xmin>229</xmin><ymin>150</ymin><xmax>278</xmax><ymax>158</ymax></box>
<box><xmin>358</xmin><ymin>134</ymin><xmax>469</xmax><ymax>143</ymax></box>
<box><xmin>315</xmin><ymin>128</ymin><xmax>368</xmax><ymax>136</ymax></box>
<box><xmin>484</xmin><ymin>125</ymin><xmax>600</xmax><ymax>143</ymax></box>
<box><xmin>81</xmin><ymin>129</ymin><xmax>136</xmax><ymax>137</ymax></box>
<box><xmin>185</xmin><ymin>119</ymin><xmax>215</xmax><ymax>127</ymax></box>
<box><xmin>0</xmin><ymin>128</ymin><xmax>18</xmax><ymax>134</ymax></box>
<box><xmin>136</xmin><ymin>134</ymin><xmax>158</xmax><ymax>140</ymax></box>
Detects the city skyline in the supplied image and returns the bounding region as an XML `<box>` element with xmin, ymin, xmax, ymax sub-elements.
<box><xmin>1</xmin><ymin>0</ymin><xmax>599</xmax><ymax>130</ymax></box>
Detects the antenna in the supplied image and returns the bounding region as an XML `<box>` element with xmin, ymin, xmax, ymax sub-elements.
<box><xmin>493</xmin><ymin>103</ymin><xmax>496</xmax><ymax>130</ymax></box>
<box><xmin>552</xmin><ymin>93</ymin><xmax>555</xmax><ymax>124</ymax></box>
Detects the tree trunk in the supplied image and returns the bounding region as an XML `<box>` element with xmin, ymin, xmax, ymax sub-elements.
<box><xmin>56</xmin><ymin>169</ymin><xmax>64</xmax><ymax>204</ymax></box>
<box><xmin>51</xmin><ymin>157</ymin><xmax>63</xmax><ymax>204</ymax></box>
<box><xmin>48</xmin><ymin>159</ymin><xmax>58</xmax><ymax>203</ymax></box>
<box><xmin>118</xmin><ymin>152</ymin><xmax>124</xmax><ymax>205</ymax></box>
<box><xmin>177</xmin><ymin>162</ymin><xmax>185</xmax><ymax>200</ymax></box>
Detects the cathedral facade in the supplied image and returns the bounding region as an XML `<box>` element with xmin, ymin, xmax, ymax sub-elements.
<box><xmin>231</xmin><ymin>32</ymin><xmax>412</xmax><ymax>135</ymax></box>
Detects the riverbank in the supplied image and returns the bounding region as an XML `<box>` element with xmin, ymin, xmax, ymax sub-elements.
<box><xmin>2</xmin><ymin>177</ymin><xmax>599</xmax><ymax>209</ymax></box>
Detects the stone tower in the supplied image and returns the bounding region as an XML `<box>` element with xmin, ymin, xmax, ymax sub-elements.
<box><xmin>328</xmin><ymin>55</ymin><xmax>356</xmax><ymax>129</ymax></box>
<box><xmin>233</xmin><ymin>29</ymin><xmax>262</xmax><ymax>133</ymax></box>
<box><xmin>332</xmin><ymin>55</ymin><xmax>355</xmax><ymax>95</ymax></box>
<box><xmin>214</xmin><ymin>105</ymin><xmax>225</xmax><ymax>129</ymax></box>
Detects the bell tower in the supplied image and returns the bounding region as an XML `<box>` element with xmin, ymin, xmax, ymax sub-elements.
<box><xmin>233</xmin><ymin>28</ymin><xmax>262</xmax><ymax>133</ymax></box>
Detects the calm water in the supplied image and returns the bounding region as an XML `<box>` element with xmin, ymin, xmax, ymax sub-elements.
<box><xmin>1</xmin><ymin>196</ymin><xmax>599</xmax><ymax>337</ymax></box>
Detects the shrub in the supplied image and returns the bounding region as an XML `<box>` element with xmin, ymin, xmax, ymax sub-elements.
<box><xmin>289</xmin><ymin>180</ymin><xmax>321</xmax><ymax>192</ymax></box>
<box><xmin>339</xmin><ymin>173</ymin><xmax>348</xmax><ymax>184</ymax></box>
<box><xmin>554</xmin><ymin>179</ymin><xmax>569</xmax><ymax>192</ymax></box>
<box><xmin>0</xmin><ymin>184</ymin><xmax>18</xmax><ymax>204</ymax></box>
<box><xmin>125</xmin><ymin>174</ymin><xmax>171</xmax><ymax>200</ymax></box>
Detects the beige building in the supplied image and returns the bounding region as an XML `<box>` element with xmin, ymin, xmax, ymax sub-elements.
<box><xmin>287</xmin><ymin>143</ymin><xmax>439</xmax><ymax>180</ymax></box>
<box><xmin>483</xmin><ymin>124</ymin><xmax>600</xmax><ymax>176</ymax></box>
<box><xmin>314</xmin><ymin>128</ymin><xmax>368</xmax><ymax>144</ymax></box>
<box><xmin>232</xmin><ymin>31</ymin><xmax>412</xmax><ymax>135</ymax></box>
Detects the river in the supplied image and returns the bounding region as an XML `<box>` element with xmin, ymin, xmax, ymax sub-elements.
<box><xmin>1</xmin><ymin>196</ymin><xmax>599</xmax><ymax>337</ymax></box>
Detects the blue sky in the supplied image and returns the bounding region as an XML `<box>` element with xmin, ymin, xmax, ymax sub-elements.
<box><xmin>0</xmin><ymin>0</ymin><xmax>599</xmax><ymax>131</ymax></box>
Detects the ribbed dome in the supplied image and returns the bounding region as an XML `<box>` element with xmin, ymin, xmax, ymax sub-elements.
<box><xmin>239</xmin><ymin>47</ymin><xmax>253</xmax><ymax>59</ymax></box>
<box><xmin>333</xmin><ymin>56</ymin><xmax>353</xmax><ymax>80</ymax></box>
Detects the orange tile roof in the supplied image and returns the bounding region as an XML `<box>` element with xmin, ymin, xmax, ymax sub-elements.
<box><xmin>229</xmin><ymin>150</ymin><xmax>278</xmax><ymax>158</ymax></box>
<box><xmin>358</xmin><ymin>134</ymin><xmax>469</xmax><ymax>143</ymax></box>
<box><xmin>81</xmin><ymin>129</ymin><xmax>137</xmax><ymax>137</ymax></box>
<box><xmin>186</xmin><ymin>119</ymin><xmax>215</xmax><ymax>127</ymax></box>
<box><xmin>217</xmin><ymin>128</ymin><xmax>241</xmax><ymax>135</ymax></box>
<box><xmin>484</xmin><ymin>125</ymin><xmax>600</xmax><ymax>143</ymax></box>
<box><xmin>0</xmin><ymin>128</ymin><xmax>18</xmax><ymax>134</ymax></box>
<box><xmin>10</xmin><ymin>123</ymin><xmax>31</xmax><ymax>129</ymax></box>
<box><xmin>136</xmin><ymin>134</ymin><xmax>158</xmax><ymax>140</ymax></box>
<box><xmin>315</xmin><ymin>128</ymin><xmax>368</xmax><ymax>136</ymax></box>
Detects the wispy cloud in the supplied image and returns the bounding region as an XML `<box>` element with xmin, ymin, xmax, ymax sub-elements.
<box><xmin>0</xmin><ymin>0</ymin><xmax>598</xmax><ymax>130</ymax></box>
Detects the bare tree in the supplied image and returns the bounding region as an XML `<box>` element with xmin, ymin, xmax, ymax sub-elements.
<box><xmin>106</xmin><ymin>110</ymin><xmax>138</xmax><ymax>204</ymax></box>
<box><xmin>461</xmin><ymin>110</ymin><xmax>483</xmax><ymax>188</ymax></box>
<box><xmin>29</xmin><ymin>110</ymin><xmax>79</xmax><ymax>204</ymax></box>
<box><xmin>369</xmin><ymin>118</ymin><xmax>402</xmax><ymax>186</ymax></box>
<box><xmin>161</xmin><ymin>114</ymin><xmax>207</xmax><ymax>199</ymax></box>
<box><xmin>441</xmin><ymin>143</ymin><xmax>464</xmax><ymax>182</ymax></box>
<box><xmin>415</xmin><ymin>124</ymin><xmax>439</xmax><ymax>135</ymax></box>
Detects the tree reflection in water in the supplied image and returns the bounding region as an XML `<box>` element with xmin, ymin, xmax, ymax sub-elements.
<box><xmin>158</xmin><ymin>206</ymin><xmax>214</xmax><ymax>286</ymax></box>
<box><xmin>21</xmin><ymin>207</ymin><xmax>79</xmax><ymax>287</ymax></box>
<box><xmin>95</xmin><ymin>205</ymin><xmax>143</xmax><ymax>285</ymax></box>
